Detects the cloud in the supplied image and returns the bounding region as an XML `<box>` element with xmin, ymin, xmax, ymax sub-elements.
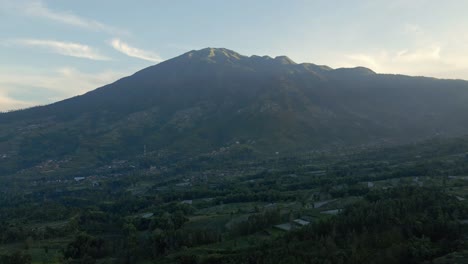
<box><xmin>341</xmin><ymin>45</ymin><xmax>468</xmax><ymax>79</ymax></box>
<box><xmin>111</xmin><ymin>39</ymin><xmax>163</xmax><ymax>62</ymax></box>
<box><xmin>0</xmin><ymin>90</ymin><xmax>36</xmax><ymax>112</ymax></box>
<box><xmin>345</xmin><ymin>54</ymin><xmax>380</xmax><ymax>70</ymax></box>
<box><xmin>0</xmin><ymin>67</ymin><xmax>131</xmax><ymax>111</ymax></box>
<box><xmin>346</xmin><ymin>46</ymin><xmax>442</xmax><ymax>68</ymax></box>
<box><xmin>6</xmin><ymin>0</ymin><xmax>127</xmax><ymax>35</ymax></box>
<box><xmin>404</xmin><ymin>23</ymin><xmax>423</xmax><ymax>35</ymax></box>
<box><xmin>343</xmin><ymin>23</ymin><xmax>445</xmax><ymax>73</ymax></box>
<box><xmin>11</xmin><ymin>39</ymin><xmax>110</xmax><ymax>60</ymax></box>
<box><xmin>396</xmin><ymin>46</ymin><xmax>441</xmax><ymax>62</ymax></box>
<box><xmin>53</xmin><ymin>67</ymin><xmax>125</xmax><ymax>94</ymax></box>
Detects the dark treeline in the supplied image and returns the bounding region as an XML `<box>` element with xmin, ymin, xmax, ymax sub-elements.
<box><xmin>189</xmin><ymin>187</ymin><xmax>468</xmax><ymax>264</ymax></box>
<box><xmin>2</xmin><ymin>136</ymin><xmax>468</xmax><ymax>263</ymax></box>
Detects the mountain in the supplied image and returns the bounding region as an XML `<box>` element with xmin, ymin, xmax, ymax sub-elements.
<box><xmin>1</xmin><ymin>47</ymin><xmax>468</xmax><ymax>175</ymax></box>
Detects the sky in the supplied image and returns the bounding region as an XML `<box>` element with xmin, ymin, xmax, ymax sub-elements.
<box><xmin>1</xmin><ymin>0</ymin><xmax>468</xmax><ymax>111</ymax></box>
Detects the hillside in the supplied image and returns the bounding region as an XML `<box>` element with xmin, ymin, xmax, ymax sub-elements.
<box><xmin>1</xmin><ymin>48</ymin><xmax>468</xmax><ymax>175</ymax></box>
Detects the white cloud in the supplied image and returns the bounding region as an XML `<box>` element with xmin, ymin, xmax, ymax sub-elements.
<box><xmin>341</xmin><ymin>45</ymin><xmax>468</xmax><ymax>79</ymax></box>
<box><xmin>53</xmin><ymin>67</ymin><xmax>125</xmax><ymax>94</ymax></box>
<box><xmin>0</xmin><ymin>67</ymin><xmax>131</xmax><ymax>111</ymax></box>
<box><xmin>0</xmin><ymin>67</ymin><xmax>127</xmax><ymax>96</ymax></box>
<box><xmin>111</xmin><ymin>39</ymin><xmax>163</xmax><ymax>62</ymax></box>
<box><xmin>396</xmin><ymin>46</ymin><xmax>441</xmax><ymax>62</ymax></box>
<box><xmin>345</xmin><ymin>54</ymin><xmax>380</xmax><ymax>70</ymax></box>
<box><xmin>11</xmin><ymin>39</ymin><xmax>109</xmax><ymax>60</ymax></box>
<box><xmin>342</xmin><ymin>22</ymin><xmax>447</xmax><ymax>73</ymax></box>
<box><xmin>0</xmin><ymin>90</ymin><xmax>36</xmax><ymax>112</ymax></box>
<box><xmin>404</xmin><ymin>23</ymin><xmax>423</xmax><ymax>35</ymax></box>
<box><xmin>20</xmin><ymin>0</ymin><xmax>127</xmax><ymax>35</ymax></box>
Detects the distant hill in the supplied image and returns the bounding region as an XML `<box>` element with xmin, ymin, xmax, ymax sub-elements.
<box><xmin>1</xmin><ymin>47</ymin><xmax>468</xmax><ymax>175</ymax></box>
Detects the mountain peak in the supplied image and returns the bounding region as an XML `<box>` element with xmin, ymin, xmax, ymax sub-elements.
<box><xmin>334</xmin><ymin>66</ymin><xmax>376</xmax><ymax>76</ymax></box>
<box><xmin>3</xmin><ymin>46</ymin><xmax>468</xmax><ymax>174</ymax></box>
<box><xmin>181</xmin><ymin>48</ymin><xmax>298</xmax><ymax>66</ymax></box>
<box><xmin>274</xmin><ymin>56</ymin><xmax>296</xmax><ymax>65</ymax></box>
<box><xmin>184</xmin><ymin>48</ymin><xmax>245</xmax><ymax>63</ymax></box>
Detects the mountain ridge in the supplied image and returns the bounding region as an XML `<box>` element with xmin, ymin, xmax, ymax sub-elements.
<box><xmin>1</xmin><ymin>47</ymin><xmax>468</xmax><ymax>175</ymax></box>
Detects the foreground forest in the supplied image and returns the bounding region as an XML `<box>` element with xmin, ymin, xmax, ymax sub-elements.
<box><xmin>1</xmin><ymin>136</ymin><xmax>468</xmax><ymax>263</ymax></box>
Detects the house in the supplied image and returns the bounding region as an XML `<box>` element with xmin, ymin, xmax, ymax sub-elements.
<box><xmin>275</xmin><ymin>218</ymin><xmax>311</xmax><ymax>232</ymax></box>
<box><xmin>308</xmin><ymin>170</ymin><xmax>327</xmax><ymax>176</ymax></box>
<box><xmin>320</xmin><ymin>209</ymin><xmax>342</xmax><ymax>215</ymax></box>
<box><xmin>314</xmin><ymin>199</ymin><xmax>336</xmax><ymax>208</ymax></box>
<box><xmin>293</xmin><ymin>219</ymin><xmax>310</xmax><ymax>226</ymax></box>
<box><xmin>141</xmin><ymin>213</ymin><xmax>154</xmax><ymax>219</ymax></box>
<box><xmin>181</xmin><ymin>200</ymin><xmax>193</xmax><ymax>205</ymax></box>
<box><xmin>274</xmin><ymin>223</ymin><xmax>293</xmax><ymax>231</ymax></box>
<box><xmin>176</xmin><ymin>182</ymin><xmax>191</xmax><ymax>187</ymax></box>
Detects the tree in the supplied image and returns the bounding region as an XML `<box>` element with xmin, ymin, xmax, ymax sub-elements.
<box><xmin>64</xmin><ymin>233</ymin><xmax>105</xmax><ymax>261</ymax></box>
<box><xmin>0</xmin><ymin>251</ymin><xmax>32</xmax><ymax>264</ymax></box>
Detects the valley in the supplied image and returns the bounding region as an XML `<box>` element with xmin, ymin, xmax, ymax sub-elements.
<box><xmin>3</xmin><ymin>1</ymin><xmax>468</xmax><ymax>263</ymax></box>
<box><xmin>1</xmin><ymin>136</ymin><xmax>468</xmax><ymax>263</ymax></box>
<box><xmin>2</xmin><ymin>48</ymin><xmax>468</xmax><ymax>263</ymax></box>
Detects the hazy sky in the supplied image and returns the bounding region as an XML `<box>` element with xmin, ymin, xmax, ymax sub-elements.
<box><xmin>1</xmin><ymin>0</ymin><xmax>468</xmax><ymax>111</ymax></box>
